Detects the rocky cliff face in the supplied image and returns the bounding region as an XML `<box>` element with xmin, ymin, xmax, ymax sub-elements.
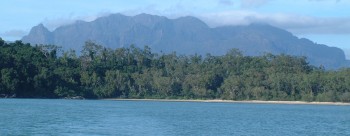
<box><xmin>22</xmin><ymin>13</ymin><xmax>348</xmax><ymax>69</ymax></box>
<box><xmin>22</xmin><ymin>24</ymin><xmax>53</xmax><ymax>45</ymax></box>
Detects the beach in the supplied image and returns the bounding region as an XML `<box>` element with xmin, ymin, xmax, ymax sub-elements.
<box><xmin>104</xmin><ymin>98</ymin><xmax>350</xmax><ymax>106</ymax></box>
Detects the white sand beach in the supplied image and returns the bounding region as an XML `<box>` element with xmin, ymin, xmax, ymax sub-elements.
<box><xmin>104</xmin><ymin>98</ymin><xmax>350</xmax><ymax>106</ymax></box>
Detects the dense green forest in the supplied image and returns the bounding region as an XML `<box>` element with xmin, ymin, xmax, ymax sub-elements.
<box><xmin>1</xmin><ymin>38</ymin><xmax>350</xmax><ymax>102</ymax></box>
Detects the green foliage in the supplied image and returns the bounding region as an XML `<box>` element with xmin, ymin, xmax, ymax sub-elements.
<box><xmin>1</xmin><ymin>38</ymin><xmax>350</xmax><ymax>102</ymax></box>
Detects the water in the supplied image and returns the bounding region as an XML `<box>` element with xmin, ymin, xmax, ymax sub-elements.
<box><xmin>1</xmin><ymin>99</ymin><xmax>350</xmax><ymax>136</ymax></box>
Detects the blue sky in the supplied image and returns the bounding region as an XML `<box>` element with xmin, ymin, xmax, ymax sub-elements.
<box><xmin>1</xmin><ymin>0</ymin><xmax>349</xmax><ymax>58</ymax></box>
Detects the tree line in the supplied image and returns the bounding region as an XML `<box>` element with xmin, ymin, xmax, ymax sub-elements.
<box><xmin>0</xmin><ymin>38</ymin><xmax>350</xmax><ymax>102</ymax></box>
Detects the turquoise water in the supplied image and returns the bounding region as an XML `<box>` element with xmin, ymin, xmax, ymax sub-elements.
<box><xmin>1</xmin><ymin>99</ymin><xmax>350</xmax><ymax>135</ymax></box>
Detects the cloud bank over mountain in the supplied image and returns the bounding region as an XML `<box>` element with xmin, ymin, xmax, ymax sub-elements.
<box><xmin>200</xmin><ymin>11</ymin><xmax>350</xmax><ymax>35</ymax></box>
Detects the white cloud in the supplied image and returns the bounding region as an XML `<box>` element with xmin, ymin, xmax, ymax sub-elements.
<box><xmin>343</xmin><ymin>48</ymin><xmax>350</xmax><ymax>59</ymax></box>
<box><xmin>1</xmin><ymin>30</ymin><xmax>27</xmax><ymax>38</ymax></box>
<box><xmin>200</xmin><ymin>10</ymin><xmax>350</xmax><ymax>35</ymax></box>
<box><xmin>218</xmin><ymin>0</ymin><xmax>234</xmax><ymax>6</ymax></box>
<box><xmin>240</xmin><ymin>0</ymin><xmax>272</xmax><ymax>8</ymax></box>
<box><xmin>309</xmin><ymin>0</ymin><xmax>341</xmax><ymax>2</ymax></box>
<box><xmin>121</xmin><ymin>4</ymin><xmax>164</xmax><ymax>16</ymax></box>
<box><xmin>42</xmin><ymin>12</ymin><xmax>111</xmax><ymax>31</ymax></box>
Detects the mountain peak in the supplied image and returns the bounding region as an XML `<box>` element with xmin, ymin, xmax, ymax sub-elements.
<box><xmin>21</xmin><ymin>13</ymin><xmax>348</xmax><ymax>69</ymax></box>
<box><xmin>132</xmin><ymin>13</ymin><xmax>167</xmax><ymax>28</ymax></box>
<box><xmin>174</xmin><ymin>16</ymin><xmax>209</xmax><ymax>29</ymax></box>
<box><xmin>134</xmin><ymin>13</ymin><xmax>160</xmax><ymax>18</ymax></box>
<box><xmin>32</xmin><ymin>23</ymin><xmax>50</xmax><ymax>33</ymax></box>
<box><xmin>22</xmin><ymin>23</ymin><xmax>52</xmax><ymax>45</ymax></box>
<box><xmin>178</xmin><ymin>16</ymin><xmax>202</xmax><ymax>21</ymax></box>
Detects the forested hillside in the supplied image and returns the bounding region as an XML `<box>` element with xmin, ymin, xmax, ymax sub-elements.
<box><xmin>1</xmin><ymin>38</ymin><xmax>350</xmax><ymax>102</ymax></box>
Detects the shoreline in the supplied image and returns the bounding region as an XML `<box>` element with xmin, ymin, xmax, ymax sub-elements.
<box><xmin>2</xmin><ymin>98</ymin><xmax>349</xmax><ymax>106</ymax></box>
<box><xmin>103</xmin><ymin>98</ymin><xmax>350</xmax><ymax>106</ymax></box>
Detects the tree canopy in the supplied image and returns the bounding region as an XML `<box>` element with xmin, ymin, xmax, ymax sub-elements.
<box><xmin>1</xmin><ymin>39</ymin><xmax>350</xmax><ymax>102</ymax></box>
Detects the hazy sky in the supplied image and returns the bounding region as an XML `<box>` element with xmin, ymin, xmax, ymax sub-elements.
<box><xmin>1</xmin><ymin>0</ymin><xmax>349</xmax><ymax>58</ymax></box>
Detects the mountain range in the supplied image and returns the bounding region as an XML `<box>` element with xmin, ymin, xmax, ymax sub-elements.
<box><xmin>22</xmin><ymin>13</ymin><xmax>349</xmax><ymax>69</ymax></box>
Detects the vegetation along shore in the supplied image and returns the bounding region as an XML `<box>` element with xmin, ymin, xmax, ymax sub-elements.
<box><xmin>1</xmin><ymin>38</ymin><xmax>350</xmax><ymax>103</ymax></box>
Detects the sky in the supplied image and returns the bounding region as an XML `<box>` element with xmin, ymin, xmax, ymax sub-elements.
<box><xmin>1</xmin><ymin>0</ymin><xmax>349</xmax><ymax>58</ymax></box>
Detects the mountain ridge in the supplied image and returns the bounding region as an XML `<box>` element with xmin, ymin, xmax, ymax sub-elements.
<box><xmin>22</xmin><ymin>13</ymin><xmax>349</xmax><ymax>69</ymax></box>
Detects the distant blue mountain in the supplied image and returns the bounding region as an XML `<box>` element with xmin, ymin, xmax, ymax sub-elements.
<box><xmin>22</xmin><ymin>13</ymin><xmax>349</xmax><ymax>69</ymax></box>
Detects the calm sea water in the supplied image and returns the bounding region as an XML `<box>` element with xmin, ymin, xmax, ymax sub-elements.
<box><xmin>1</xmin><ymin>99</ymin><xmax>350</xmax><ymax>136</ymax></box>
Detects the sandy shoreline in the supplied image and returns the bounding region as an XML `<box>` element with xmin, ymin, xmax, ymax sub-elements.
<box><xmin>103</xmin><ymin>98</ymin><xmax>350</xmax><ymax>106</ymax></box>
